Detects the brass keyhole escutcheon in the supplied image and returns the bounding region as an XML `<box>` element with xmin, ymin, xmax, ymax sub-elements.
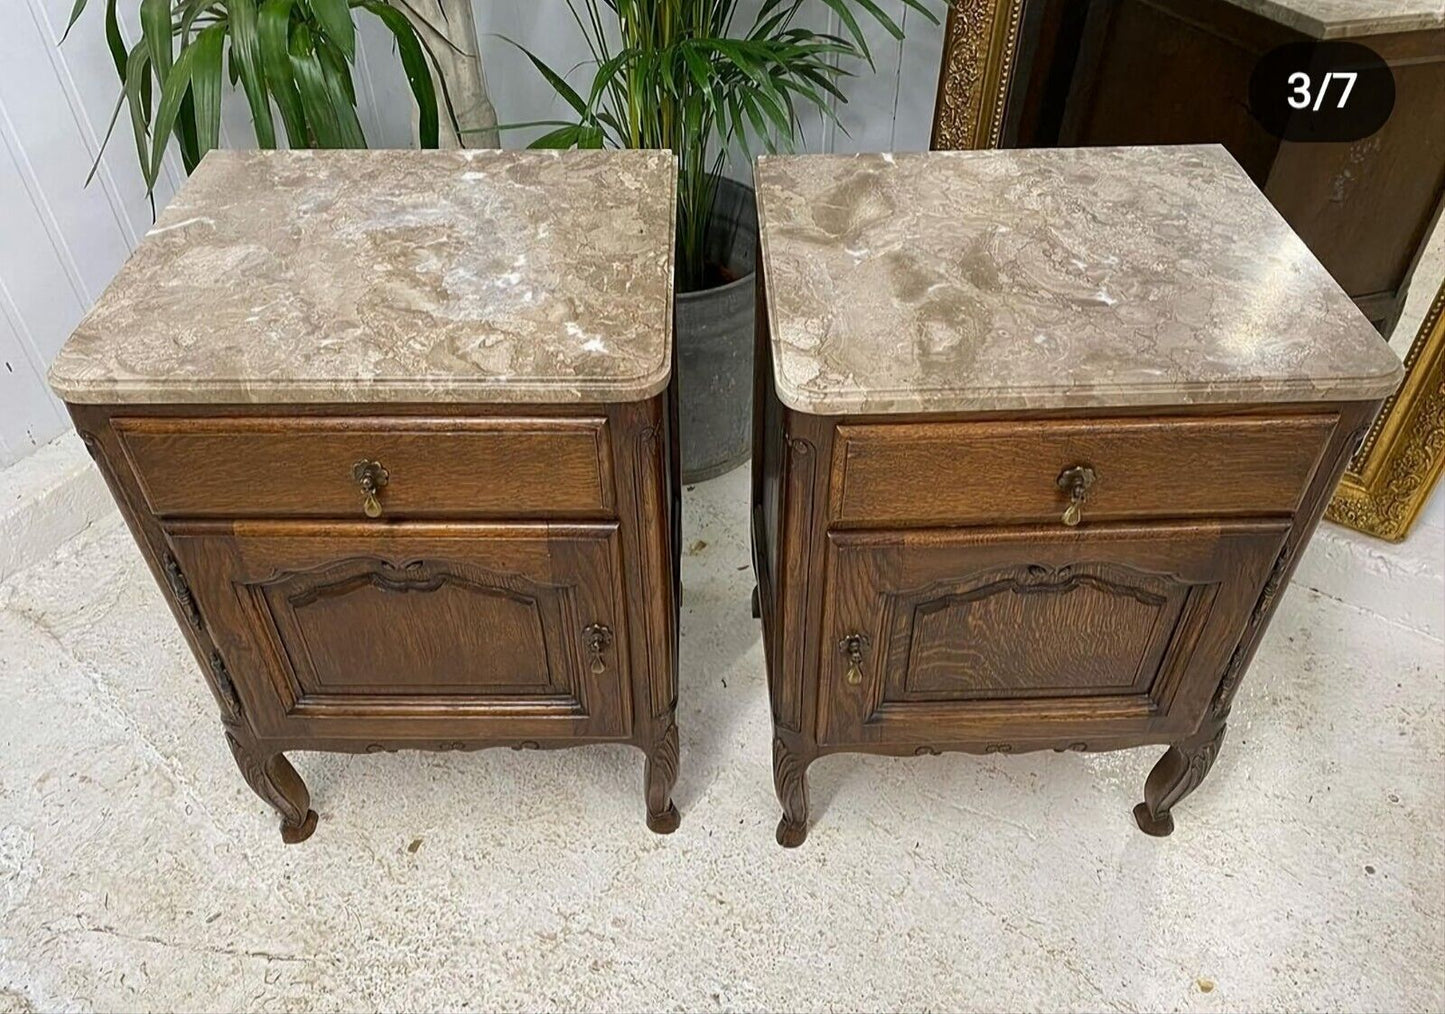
<box><xmin>1056</xmin><ymin>464</ymin><xmax>1097</xmax><ymax>527</ymax></box>
<box><xmin>838</xmin><ymin>633</ymin><xmax>871</xmax><ymax>686</ymax></box>
<box><xmin>584</xmin><ymin>624</ymin><xmax>614</xmax><ymax>675</ymax></box>
<box><xmin>352</xmin><ymin>460</ymin><xmax>389</xmax><ymax>518</ymax></box>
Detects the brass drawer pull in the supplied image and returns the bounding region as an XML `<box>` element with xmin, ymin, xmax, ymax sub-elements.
<box><xmin>352</xmin><ymin>459</ymin><xmax>389</xmax><ymax>518</ymax></box>
<box><xmin>1056</xmin><ymin>464</ymin><xmax>1097</xmax><ymax>527</ymax></box>
<box><xmin>584</xmin><ymin>624</ymin><xmax>614</xmax><ymax>674</ymax></box>
<box><xmin>838</xmin><ymin>633</ymin><xmax>871</xmax><ymax>686</ymax></box>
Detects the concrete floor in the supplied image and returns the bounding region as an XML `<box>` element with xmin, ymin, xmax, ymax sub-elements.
<box><xmin>0</xmin><ymin>465</ymin><xmax>1441</xmax><ymax>1013</ymax></box>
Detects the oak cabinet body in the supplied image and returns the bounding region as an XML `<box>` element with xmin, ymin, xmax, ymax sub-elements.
<box><xmin>49</xmin><ymin>150</ymin><xmax>682</xmax><ymax>841</ymax></box>
<box><xmin>69</xmin><ymin>397</ymin><xmax>682</xmax><ymax>842</ymax></box>
<box><xmin>752</xmin><ymin>383</ymin><xmax>1375</xmax><ymax>844</ymax></box>
<box><xmin>751</xmin><ymin>148</ymin><xmax>1402</xmax><ymax>845</ymax></box>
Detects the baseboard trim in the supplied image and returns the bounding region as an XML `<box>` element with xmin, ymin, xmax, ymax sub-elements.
<box><xmin>0</xmin><ymin>432</ymin><xmax>116</xmax><ymax>584</ymax></box>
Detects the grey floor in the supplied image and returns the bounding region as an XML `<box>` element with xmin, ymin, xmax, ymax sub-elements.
<box><xmin>0</xmin><ymin>465</ymin><xmax>1441</xmax><ymax>1013</ymax></box>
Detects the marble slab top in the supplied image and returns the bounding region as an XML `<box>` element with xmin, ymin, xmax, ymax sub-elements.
<box><xmin>1224</xmin><ymin>0</ymin><xmax>1444</xmax><ymax>38</ymax></box>
<box><xmin>754</xmin><ymin>146</ymin><xmax>1403</xmax><ymax>416</ymax></box>
<box><xmin>49</xmin><ymin>149</ymin><xmax>676</xmax><ymax>405</ymax></box>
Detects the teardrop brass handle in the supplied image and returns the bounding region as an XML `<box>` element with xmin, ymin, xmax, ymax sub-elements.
<box><xmin>1056</xmin><ymin>465</ymin><xmax>1097</xmax><ymax>527</ymax></box>
<box><xmin>352</xmin><ymin>460</ymin><xmax>389</xmax><ymax>518</ymax></box>
<box><xmin>584</xmin><ymin>624</ymin><xmax>614</xmax><ymax>675</ymax></box>
<box><xmin>838</xmin><ymin>633</ymin><xmax>871</xmax><ymax>686</ymax></box>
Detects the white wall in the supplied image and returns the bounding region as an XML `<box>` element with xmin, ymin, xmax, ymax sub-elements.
<box><xmin>0</xmin><ymin>0</ymin><xmax>174</xmax><ymax>466</ymax></box>
<box><xmin>0</xmin><ymin>0</ymin><xmax>942</xmax><ymax>470</ymax></box>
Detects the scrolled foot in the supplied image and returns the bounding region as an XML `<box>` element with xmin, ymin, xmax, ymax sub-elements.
<box><xmin>1133</xmin><ymin>720</ymin><xmax>1227</xmax><ymax>838</ymax></box>
<box><xmin>647</xmin><ymin>802</ymin><xmax>681</xmax><ymax>835</ymax></box>
<box><xmin>776</xmin><ymin>816</ymin><xmax>808</xmax><ymax>848</ymax></box>
<box><xmin>225</xmin><ymin>732</ymin><xmax>315</xmax><ymax>844</ymax></box>
<box><xmin>772</xmin><ymin>736</ymin><xmax>810</xmax><ymax>848</ymax></box>
<box><xmin>281</xmin><ymin>809</ymin><xmax>319</xmax><ymax>844</ymax></box>
<box><xmin>644</xmin><ymin>719</ymin><xmax>681</xmax><ymax>835</ymax></box>
<box><xmin>1132</xmin><ymin>801</ymin><xmax>1174</xmax><ymax>837</ymax></box>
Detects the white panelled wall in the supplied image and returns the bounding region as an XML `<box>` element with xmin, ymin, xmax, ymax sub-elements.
<box><xmin>0</xmin><ymin>0</ymin><xmax>943</xmax><ymax>468</ymax></box>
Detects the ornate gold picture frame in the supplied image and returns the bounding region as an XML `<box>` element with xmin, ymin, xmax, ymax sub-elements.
<box><xmin>1325</xmin><ymin>282</ymin><xmax>1445</xmax><ymax>541</ymax></box>
<box><xmin>930</xmin><ymin>0</ymin><xmax>1027</xmax><ymax>151</ymax></box>
<box><xmin>931</xmin><ymin>4</ymin><xmax>1445</xmax><ymax>541</ymax></box>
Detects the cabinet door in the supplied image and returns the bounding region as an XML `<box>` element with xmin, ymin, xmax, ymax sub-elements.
<box><xmin>168</xmin><ymin>522</ymin><xmax>631</xmax><ymax>742</ymax></box>
<box><xmin>817</xmin><ymin>521</ymin><xmax>1287</xmax><ymax>748</ymax></box>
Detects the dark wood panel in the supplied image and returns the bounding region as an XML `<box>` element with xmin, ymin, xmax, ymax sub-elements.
<box><xmin>1263</xmin><ymin>30</ymin><xmax>1445</xmax><ymax>303</ymax></box>
<box><xmin>899</xmin><ymin>562</ymin><xmax>1186</xmax><ymax>698</ymax></box>
<box><xmin>815</xmin><ymin>520</ymin><xmax>1288</xmax><ymax>747</ymax></box>
<box><xmin>1059</xmin><ymin>0</ymin><xmax>1290</xmax><ymax>181</ymax></box>
<box><xmin>829</xmin><ymin>413</ymin><xmax>1335</xmax><ymax>526</ymax></box>
<box><xmin>1268</xmin><ymin>116</ymin><xmax>1445</xmax><ymax>302</ymax></box>
<box><xmin>167</xmin><ymin>521</ymin><xmax>632</xmax><ymax>741</ymax></box>
<box><xmin>115</xmin><ymin>415</ymin><xmax>614</xmax><ymax>519</ymax></box>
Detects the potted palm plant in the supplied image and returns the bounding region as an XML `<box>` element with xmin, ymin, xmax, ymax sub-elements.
<box><xmin>511</xmin><ymin>0</ymin><xmax>939</xmax><ymax>481</ymax></box>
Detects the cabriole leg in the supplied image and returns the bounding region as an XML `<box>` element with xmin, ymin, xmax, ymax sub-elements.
<box><xmin>773</xmin><ymin>735</ymin><xmax>811</xmax><ymax>847</ymax></box>
<box><xmin>644</xmin><ymin>719</ymin><xmax>681</xmax><ymax>834</ymax></box>
<box><xmin>224</xmin><ymin>731</ymin><xmax>317</xmax><ymax>844</ymax></box>
<box><xmin>1133</xmin><ymin>717</ymin><xmax>1228</xmax><ymax>837</ymax></box>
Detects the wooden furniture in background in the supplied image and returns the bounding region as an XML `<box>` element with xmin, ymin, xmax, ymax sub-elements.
<box><xmin>751</xmin><ymin>148</ymin><xmax>1401</xmax><ymax>846</ymax></box>
<box><xmin>48</xmin><ymin>150</ymin><xmax>682</xmax><ymax>842</ymax></box>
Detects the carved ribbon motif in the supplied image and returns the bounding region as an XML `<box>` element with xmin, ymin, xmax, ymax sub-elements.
<box><xmin>1212</xmin><ymin>420</ymin><xmax>1374</xmax><ymax>716</ymax></box>
<box><xmin>208</xmin><ymin>652</ymin><xmax>243</xmax><ymax>723</ymax></box>
<box><xmin>163</xmin><ymin>553</ymin><xmax>205</xmax><ymax>631</ymax></box>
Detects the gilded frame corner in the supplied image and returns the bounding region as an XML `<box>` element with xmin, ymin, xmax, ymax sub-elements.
<box><xmin>930</xmin><ymin>0</ymin><xmax>1028</xmax><ymax>151</ymax></box>
<box><xmin>1326</xmin><ymin>281</ymin><xmax>1445</xmax><ymax>542</ymax></box>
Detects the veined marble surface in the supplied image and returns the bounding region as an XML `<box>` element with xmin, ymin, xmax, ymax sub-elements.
<box><xmin>1224</xmin><ymin>0</ymin><xmax>1444</xmax><ymax>38</ymax></box>
<box><xmin>48</xmin><ymin>149</ymin><xmax>676</xmax><ymax>405</ymax></box>
<box><xmin>754</xmin><ymin>146</ymin><xmax>1404</xmax><ymax>416</ymax></box>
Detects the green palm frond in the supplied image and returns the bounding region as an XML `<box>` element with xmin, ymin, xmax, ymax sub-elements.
<box><xmin>501</xmin><ymin>0</ymin><xmax>942</xmax><ymax>290</ymax></box>
<box><xmin>65</xmin><ymin>0</ymin><xmax>457</xmax><ymax>199</ymax></box>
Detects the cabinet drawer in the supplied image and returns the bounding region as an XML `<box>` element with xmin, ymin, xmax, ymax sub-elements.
<box><xmin>115</xmin><ymin>416</ymin><xmax>614</xmax><ymax>519</ymax></box>
<box><xmin>167</xmin><ymin>521</ymin><xmax>632</xmax><ymax>741</ymax></box>
<box><xmin>829</xmin><ymin>414</ymin><xmax>1335</xmax><ymax>526</ymax></box>
<box><xmin>817</xmin><ymin>520</ymin><xmax>1287</xmax><ymax>748</ymax></box>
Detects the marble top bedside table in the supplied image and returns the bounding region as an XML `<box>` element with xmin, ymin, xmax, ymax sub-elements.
<box><xmin>750</xmin><ymin>145</ymin><xmax>1404</xmax><ymax>846</ymax></box>
<box><xmin>49</xmin><ymin>149</ymin><xmax>683</xmax><ymax>843</ymax></box>
<box><xmin>1049</xmin><ymin>0</ymin><xmax>1445</xmax><ymax>335</ymax></box>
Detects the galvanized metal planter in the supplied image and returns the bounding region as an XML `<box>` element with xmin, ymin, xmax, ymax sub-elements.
<box><xmin>675</xmin><ymin>177</ymin><xmax>758</xmax><ymax>482</ymax></box>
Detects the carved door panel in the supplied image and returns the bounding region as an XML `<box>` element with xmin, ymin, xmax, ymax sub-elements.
<box><xmin>817</xmin><ymin>521</ymin><xmax>1288</xmax><ymax>748</ymax></box>
<box><xmin>168</xmin><ymin>522</ymin><xmax>631</xmax><ymax>742</ymax></box>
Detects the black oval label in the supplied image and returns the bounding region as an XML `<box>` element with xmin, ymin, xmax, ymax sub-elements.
<box><xmin>1249</xmin><ymin>41</ymin><xmax>1395</xmax><ymax>142</ymax></box>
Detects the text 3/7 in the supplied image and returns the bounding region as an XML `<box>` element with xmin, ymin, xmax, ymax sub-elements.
<box><xmin>1287</xmin><ymin>71</ymin><xmax>1358</xmax><ymax>110</ymax></box>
